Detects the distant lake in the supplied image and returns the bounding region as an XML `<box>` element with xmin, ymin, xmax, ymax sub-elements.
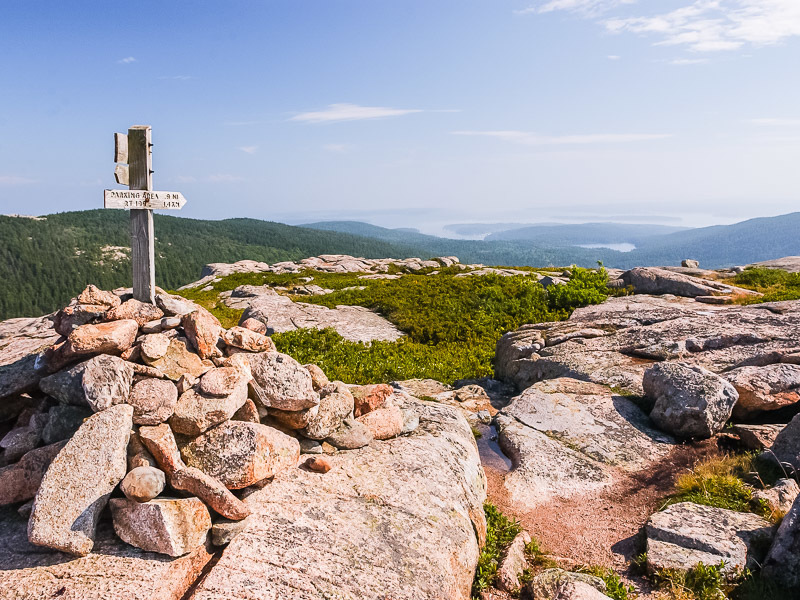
<box><xmin>576</xmin><ymin>243</ymin><xmax>636</xmax><ymax>252</ymax></box>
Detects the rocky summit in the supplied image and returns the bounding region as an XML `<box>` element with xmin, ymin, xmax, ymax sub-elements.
<box><xmin>0</xmin><ymin>282</ymin><xmax>483</xmax><ymax>599</ymax></box>
<box><xmin>2</xmin><ymin>260</ymin><xmax>800</xmax><ymax>599</ymax></box>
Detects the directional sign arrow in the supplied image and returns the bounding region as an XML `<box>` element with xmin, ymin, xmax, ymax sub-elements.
<box><xmin>104</xmin><ymin>189</ymin><xmax>187</xmax><ymax>210</ymax></box>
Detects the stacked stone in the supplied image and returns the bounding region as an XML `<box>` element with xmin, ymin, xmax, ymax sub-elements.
<box><xmin>0</xmin><ymin>285</ymin><xmax>417</xmax><ymax>559</ymax></box>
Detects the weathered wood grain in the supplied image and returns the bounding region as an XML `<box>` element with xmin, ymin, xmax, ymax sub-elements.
<box><xmin>128</xmin><ymin>126</ymin><xmax>155</xmax><ymax>304</ymax></box>
<box><xmin>114</xmin><ymin>132</ymin><xmax>128</xmax><ymax>164</ymax></box>
<box><xmin>113</xmin><ymin>164</ymin><xmax>129</xmax><ymax>186</ymax></box>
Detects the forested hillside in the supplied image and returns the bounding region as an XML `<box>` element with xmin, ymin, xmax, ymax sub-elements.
<box><xmin>0</xmin><ymin>211</ymin><xmax>425</xmax><ymax>319</ymax></box>
<box><xmin>5</xmin><ymin>210</ymin><xmax>800</xmax><ymax>321</ymax></box>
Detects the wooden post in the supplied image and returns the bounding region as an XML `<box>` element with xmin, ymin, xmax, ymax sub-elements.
<box><xmin>127</xmin><ymin>125</ymin><xmax>155</xmax><ymax>304</ymax></box>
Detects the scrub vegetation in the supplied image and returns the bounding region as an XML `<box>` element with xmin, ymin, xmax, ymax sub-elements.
<box><xmin>177</xmin><ymin>266</ymin><xmax>610</xmax><ymax>384</ymax></box>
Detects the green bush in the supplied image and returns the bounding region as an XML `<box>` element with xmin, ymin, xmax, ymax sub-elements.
<box><xmin>272</xmin><ymin>328</ymin><xmax>494</xmax><ymax>385</ymax></box>
<box><xmin>732</xmin><ymin>268</ymin><xmax>800</xmax><ymax>303</ymax></box>
<box><xmin>472</xmin><ymin>503</ymin><xmax>523</xmax><ymax>597</ymax></box>
<box><xmin>577</xmin><ymin>566</ymin><xmax>637</xmax><ymax>600</ymax></box>
<box><xmin>546</xmin><ymin>267</ymin><xmax>610</xmax><ymax>316</ymax></box>
<box><xmin>178</xmin><ymin>266</ymin><xmax>610</xmax><ymax>384</ymax></box>
<box><xmin>653</xmin><ymin>563</ymin><xmax>733</xmax><ymax>600</ymax></box>
<box><xmin>665</xmin><ymin>454</ymin><xmax>779</xmax><ymax>521</ymax></box>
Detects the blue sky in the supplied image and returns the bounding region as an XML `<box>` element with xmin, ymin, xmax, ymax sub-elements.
<box><xmin>1</xmin><ymin>1</ymin><xmax>798</xmax><ymax>232</ymax></box>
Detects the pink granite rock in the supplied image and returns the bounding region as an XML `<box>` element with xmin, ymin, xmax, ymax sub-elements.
<box><xmin>77</xmin><ymin>285</ymin><xmax>121</xmax><ymax>309</ymax></box>
<box><xmin>180</xmin><ymin>421</ymin><xmax>300</xmax><ymax>489</ymax></box>
<box><xmin>304</xmin><ymin>363</ymin><xmax>330</xmax><ymax>391</ymax></box>
<box><xmin>65</xmin><ymin>319</ymin><xmax>139</xmax><ymax>357</ymax></box>
<box><xmin>356</xmin><ymin>404</ymin><xmax>404</xmax><ymax>440</ymax></box>
<box><xmin>28</xmin><ymin>404</ymin><xmax>132</xmax><ymax>556</ymax></box>
<box><xmin>351</xmin><ymin>383</ymin><xmax>393</xmax><ymax>417</ymax></box>
<box><xmin>199</xmin><ymin>367</ymin><xmax>248</xmax><ymax>397</ymax></box>
<box><xmin>0</xmin><ymin>441</ymin><xmax>66</xmax><ymax>505</ymax></box>
<box><xmin>301</xmin><ymin>381</ymin><xmax>354</xmax><ymax>440</ymax></box>
<box><xmin>120</xmin><ymin>466</ymin><xmax>166</xmax><ymax>502</ymax></box>
<box><xmin>249</xmin><ymin>352</ymin><xmax>319</xmax><ymax>411</ymax></box>
<box><xmin>182</xmin><ymin>309</ymin><xmax>222</xmax><ymax>359</ymax></box>
<box><xmin>240</xmin><ymin>317</ymin><xmax>267</xmax><ymax>335</ymax></box>
<box><xmin>127</xmin><ymin>378</ymin><xmax>178</xmax><ymax>425</ymax></box>
<box><xmin>168</xmin><ymin>380</ymin><xmax>248</xmax><ymax>436</ymax></box>
<box><xmin>110</xmin><ymin>497</ymin><xmax>211</xmax><ymax>557</ymax></box>
<box><xmin>105</xmin><ymin>299</ymin><xmax>164</xmax><ymax>327</ymax></box>
<box><xmin>53</xmin><ymin>304</ymin><xmax>108</xmax><ymax>337</ymax></box>
<box><xmin>221</xmin><ymin>326</ymin><xmax>275</xmax><ymax>352</ymax></box>
<box><xmin>138</xmin><ymin>424</ymin><xmax>250</xmax><ymax>521</ymax></box>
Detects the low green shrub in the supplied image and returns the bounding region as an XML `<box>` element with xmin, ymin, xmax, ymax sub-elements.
<box><xmin>652</xmin><ymin>562</ymin><xmax>733</xmax><ymax>600</ymax></box>
<box><xmin>272</xmin><ymin>328</ymin><xmax>493</xmax><ymax>385</ymax></box>
<box><xmin>576</xmin><ymin>566</ymin><xmax>637</xmax><ymax>600</ymax></box>
<box><xmin>665</xmin><ymin>454</ymin><xmax>776</xmax><ymax>520</ymax></box>
<box><xmin>177</xmin><ymin>266</ymin><xmax>610</xmax><ymax>384</ymax></box>
<box><xmin>732</xmin><ymin>268</ymin><xmax>800</xmax><ymax>304</ymax></box>
<box><xmin>472</xmin><ymin>503</ymin><xmax>523</xmax><ymax>597</ymax></box>
<box><xmin>523</xmin><ymin>537</ymin><xmax>558</xmax><ymax>570</ymax></box>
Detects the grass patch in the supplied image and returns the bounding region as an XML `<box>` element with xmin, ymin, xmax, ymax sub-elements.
<box><xmin>652</xmin><ymin>562</ymin><xmax>733</xmax><ymax>600</ymax></box>
<box><xmin>730</xmin><ymin>268</ymin><xmax>800</xmax><ymax>304</ymax></box>
<box><xmin>523</xmin><ymin>537</ymin><xmax>559</xmax><ymax>570</ymax></box>
<box><xmin>664</xmin><ymin>453</ymin><xmax>781</xmax><ymax>521</ymax></box>
<box><xmin>576</xmin><ymin>566</ymin><xmax>637</xmax><ymax>600</ymax></box>
<box><xmin>472</xmin><ymin>503</ymin><xmax>523</xmax><ymax>598</ymax></box>
<box><xmin>272</xmin><ymin>328</ymin><xmax>494</xmax><ymax>385</ymax></box>
<box><xmin>651</xmin><ymin>562</ymin><xmax>797</xmax><ymax>600</ymax></box>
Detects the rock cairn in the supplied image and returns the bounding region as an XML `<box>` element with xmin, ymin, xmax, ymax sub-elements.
<box><xmin>0</xmin><ymin>285</ymin><xmax>416</xmax><ymax>558</ymax></box>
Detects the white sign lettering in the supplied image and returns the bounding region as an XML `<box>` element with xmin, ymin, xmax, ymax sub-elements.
<box><xmin>104</xmin><ymin>190</ymin><xmax>187</xmax><ymax>210</ymax></box>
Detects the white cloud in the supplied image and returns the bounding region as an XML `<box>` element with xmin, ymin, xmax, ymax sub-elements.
<box><xmin>452</xmin><ymin>130</ymin><xmax>673</xmax><ymax>145</ymax></box>
<box><xmin>669</xmin><ymin>57</ymin><xmax>709</xmax><ymax>65</ymax></box>
<box><xmin>607</xmin><ymin>54</ymin><xmax>621</xmax><ymax>60</ymax></box>
<box><xmin>291</xmin><ymin>103</ymin><xmax>423</xmax><ymax>123</ymax></box>
<box><xmin>529</xmin><ymin>0</ymin><xmax>800</xmax><ymax>52</ymax></box>
<box><xmin>0</xmin><ymin>175</ymin><xmax>35</xmax><ymax>185</ymax></box>
<box><xmin>516</xmin><ymin>0</ymin><xmax>634</xmax><ymax>17</ymax></box>
<box><xmin>238</xmin><ymin>146</ymin><xmax>258</xmax><ymax>154</ymax></box>
<box><xmin>117</xmin><ymin>56</ymin><xmax>137</xmax><ymax>64</ymax></box>
<box><xmin>750</xmin><ymin>118</ymin><xmax>800</xmax><ymax>126</ymax></box>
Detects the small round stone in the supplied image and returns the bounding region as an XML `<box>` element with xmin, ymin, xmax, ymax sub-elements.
<box><xmin>120</xmin><ymin>466</ymin><xmax>166</xmax><ymax>502</ymax></box>
<box><xmin>306</xmin><ymin>456</ymin><xmax>332</xmax><ymax>473</ymax></box>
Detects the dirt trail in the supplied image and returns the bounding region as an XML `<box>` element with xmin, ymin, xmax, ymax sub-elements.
<box><xmin>481</xmin><ymin>437</ymin><xmax>721</xmax><ymax>571</ymax></box>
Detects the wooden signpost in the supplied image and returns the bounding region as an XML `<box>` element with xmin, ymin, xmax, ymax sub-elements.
<box><xmin>104</xmin><ymin>125</ymin><xmax>187</xmax><ymax>304</ymax></box>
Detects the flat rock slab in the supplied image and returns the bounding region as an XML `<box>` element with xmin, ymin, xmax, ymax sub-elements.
<box><xmin>748</xmin><ymin>256</ymin><xmax>800</xmax><ymax>273</ymax></box>
<box><xmin>0</xmin><ymin>315</ymin><xmax>59</xmax><ymax>399</ymax></box>
<box><xmin>188</xmin><ymin>399</ymin><xmax>486</xmax><ymax>600</ymax></box>
<box><xmin>230</xmin><ymin>287</ymin><xmax>403</xmax><ymax>343</ymax></box>
<box><xmin>496</xmin><ymin>378</ymin><xmax>675</xmax><ymax>510</ymax></box>
<box><xmin>28</xmin><ymin>404</ymin><xmax>132</xmax><ymax>556</ymax></box>
<box><xmin>0</xmin><ymin>507</ymin><xmax>213</xmax><ymax>600</ymax></box>
<box><xmin>620</xmin><ymin>267</ymin><xmax>759</xmax><ymax>298</ymax></box>
<box><xmin>496</xmin><ymin>295</ymin><xmax>800</xmax><ymax>396</ymax></box>
<box><xmin>646</xmin><ymin>502</ymin><xmax>775</xmax><ymax>574</ymax></box>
